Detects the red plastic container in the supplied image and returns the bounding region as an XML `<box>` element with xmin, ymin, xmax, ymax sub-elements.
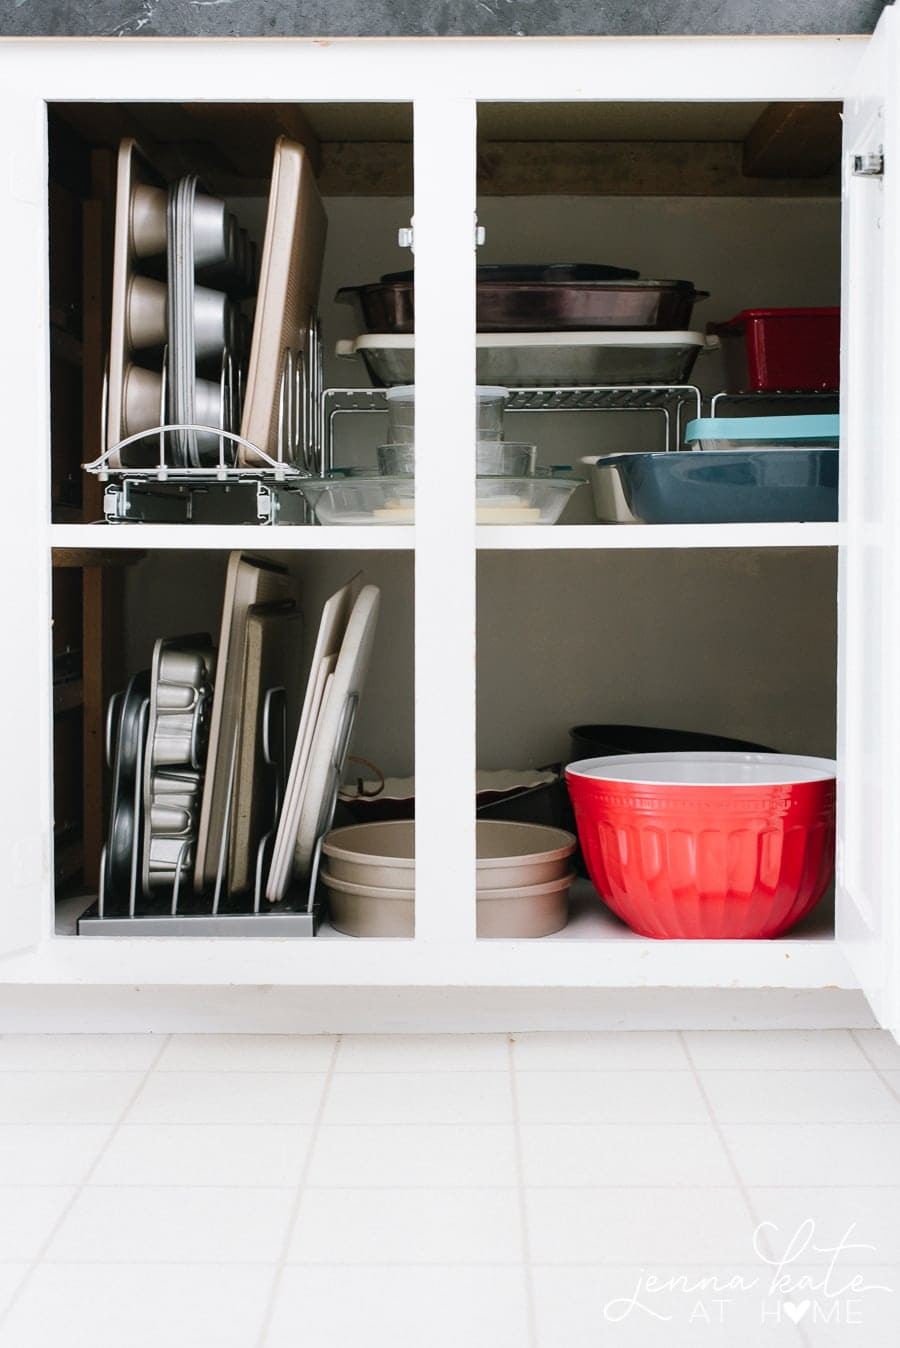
<box><xmin>708</xmin><ymin>308</ymin><xmax>840</xmax><ymax>393</ymax></box>
<box><xmin>565</xmin><ymin>752</ymin><xmax>836</xmax><ymax>940</ymax></box>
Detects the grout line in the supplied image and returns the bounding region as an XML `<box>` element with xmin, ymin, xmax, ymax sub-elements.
<box><xmin>0</xmin><ymin>1031</ymin><xmax>173</xmax><ymax>1333</ymax></box>
<box><xmin>0</xmin><ymin>1256</ymin><xmax>894</xmax><ymax>1269</ymax></box>
<box><xmin>508</xmin><ymin>1036</ymin><xmax>539</xmax><ymax>1348</ymax></box>
<box><xmin>254</xmin><ymin>1034</ymin><xmax>341</xmax><ymax>1348</ymax></box>
<box><xmin>677</xmin><ymin>1031</ymin><xmax>807</xmax><ymax>1348</ymax></box>
<box><xmin>851</xmin><ymin>1031</ymin><xmax>900</xmax><ymax>1104</ymax></box>
<box><xmin>0</xmin><ymin>1118</ymin><xmax>878</xmax><ymax>1129</ymax></box>
<box><xmin>0</xmin><ymin>1118</ymin><xmax>885</xmax><ymax>1129</ymax></box>
<box><xmin>1</xmin><ymin>1180</ymin><xmax>899</xmax><ymax>1192</ymax></box>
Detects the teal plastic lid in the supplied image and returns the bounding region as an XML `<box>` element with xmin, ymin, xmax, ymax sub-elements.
<box><xmin>684</xmin><ymin>414</ymin><xmax>839</xmax><ymax>444</ymax></box>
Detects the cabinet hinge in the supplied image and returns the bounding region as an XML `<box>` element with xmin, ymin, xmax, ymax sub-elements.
<box><xmin>852</xmin><ymin>151</ymin><xmax>884</xmax><ymax>177</ymax></box>
<box><xmin>398</xmin><ymin>219</ymin><xmax>486</xmax><ymax>251</ymax></box>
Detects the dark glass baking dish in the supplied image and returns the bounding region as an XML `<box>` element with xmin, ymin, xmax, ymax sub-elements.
<box><xmin>336</xmin><ymin>271</ymin><xmax>708</xmax><ymax>334</ymax></box>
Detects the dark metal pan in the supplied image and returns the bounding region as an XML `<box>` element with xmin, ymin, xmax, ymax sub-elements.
<box><xmin>336</xmin><ymin>276</ymin><xmax>707</xmax><ymax>335</ymax></box>
<box><xmin>380</xmin><ymin>263</ymin><xmax>640</xmax><ymax>284</ymax></box>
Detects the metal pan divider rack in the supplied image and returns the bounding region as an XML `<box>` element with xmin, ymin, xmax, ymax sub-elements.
<box><xmin>320</xmin><ymin>383</ymin><xmax>704</xmax><ymax>471</ymax></box>
<box><xmin>81</xmin><ymin>684</ymin><xmax>359</xmax><ymax>937</ymax></box>
<box><xmin>708</xmin><ymin>389</ymin><xmax>839</xmax><ymax>417</ymax></box>
<box><xmin>86</xmin><ymin>319</ymin><xmax>325</xmax><ymax>525</ymax></box>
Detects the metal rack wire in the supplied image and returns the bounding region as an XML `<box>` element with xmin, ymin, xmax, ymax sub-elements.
<box><xmin>84</xmin><ymin>316</ymin><xmax>324</xmax><ymax>525</ymax></box>
<box><xmin>708</xmin><ymin>389</ymin><xmax>839</xmax><ymax>416</ymax></box>
<box><xmin>322</xmin><ymin>383</ymin><xmax>704</xmax><ymax>463</ymax></box>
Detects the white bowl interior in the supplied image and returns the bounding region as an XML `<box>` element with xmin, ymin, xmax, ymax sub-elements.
<box><xmin>566</xmin><ymin>751</ymin><xmax>836</xmax><ymax>787</ymax></box>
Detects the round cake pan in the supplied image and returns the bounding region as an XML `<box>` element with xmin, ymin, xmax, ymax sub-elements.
<box><xmin>477</xmin><ymin>871</ymin><xmax>574</xmax><ymax>938</ymax></box>
<box><xmin>323</xmin><ymin>819</ymin><xmax>576</xmax><ymax>891</ymax></box>
<box><xmin>475</xmin><ymin>820</ymin><xmax>577</xmax><ymax>889</ymax></box>
<box><xmin>321</xmin><ymin>868</ymin><xmax>414</xmax><ymax>938</ymax></box>
<box><xmin>321</xmin><ymin>866</ymin><xmax>574</xmax><ymax>939</ymax></box>
<box><xmin>323</xmin><ymin>821</ymin><xmax>415</xmax><ymax>890</ymax></box>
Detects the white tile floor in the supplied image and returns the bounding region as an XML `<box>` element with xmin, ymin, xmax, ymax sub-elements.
<box><xmin>0</xmin><ymin>1030</ymin><xmax>896</xmax><ymax>1346</ymax></box>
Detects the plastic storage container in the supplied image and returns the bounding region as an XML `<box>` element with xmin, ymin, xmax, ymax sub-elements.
<box><xmin>707</xmin><ymin>307</ymin><xmax>840</xmax><ymax>392</ymax></box>
<box><xmin>384</xmin><ymin>384</ymin><xmax>508</xmax><ymax>444</ymax></box>
<box><xmin>684</xmin><ymin>414</ymin><xmax>839</xmax><ymax>452</ymax></box>
<box><xmin>565</xmin><ymin>751</ymin><xmax>836</xmax><ymax>939</ymax></box>
<box><xmin>377</xmin><ymin>441</ymin><xmax>537</xmax><ymax>477</ymax></box>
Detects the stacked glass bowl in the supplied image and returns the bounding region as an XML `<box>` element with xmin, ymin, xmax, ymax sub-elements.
<box><xmin>298</xmin><ymin>383</ymin><xmax>585</xmax><ymax>525</ymax></box>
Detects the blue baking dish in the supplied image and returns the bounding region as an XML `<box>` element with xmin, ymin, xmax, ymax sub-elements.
<box><xmin>584</xmin><ymin>448</ymin><xmax>839</xmax><ymax>524</ymax></box>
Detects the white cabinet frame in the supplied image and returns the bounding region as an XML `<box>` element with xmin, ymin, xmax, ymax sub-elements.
<box><xmin>0</xmin><ymin>30</ymin><xmax>892</xmax><ymax>1024</ymax></box>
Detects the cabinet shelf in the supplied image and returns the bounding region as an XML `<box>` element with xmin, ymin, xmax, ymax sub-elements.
<box><xmin>50</xmin><ymin>524</ymin><xmax>841</xmax><ymax>552</ymax></box>
<box><xmin>49</xmin><ymin>524</ymin><xmax>416</xmax><ymax>551</ymax></box>
<box><xmin>476</xmin><ymin>522</ymin><xmax>841</xmax><ymax>548</ymax></box>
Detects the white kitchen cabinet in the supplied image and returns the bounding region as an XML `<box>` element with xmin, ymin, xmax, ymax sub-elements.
<box><xmin>0</xmin><ymin>20</ymin><xmax>896</xmax><ymax>1032</ymax></box>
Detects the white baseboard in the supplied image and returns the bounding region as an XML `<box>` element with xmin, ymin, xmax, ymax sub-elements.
<box><xmin>0</xmin><ymin>985</ymin><xmax>877</xmax><ymax>1033</ymax></box>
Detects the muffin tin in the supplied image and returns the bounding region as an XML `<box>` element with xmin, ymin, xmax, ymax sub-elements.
<box><xmin>106</xmin><ymin>138</ymin><xmax>257</xmax><ymax>470</ymax></box>
<box><xmin>142</xmin><ymin>636</ymin><xmax>215</xmax><ymax>896</ymax></box>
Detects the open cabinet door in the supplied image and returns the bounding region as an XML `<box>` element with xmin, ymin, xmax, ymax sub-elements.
<box><xmin>0</xmin><ymin>87</ymin><xmax>49</xmax><ymax>960</ymax></box>
<box><xmin>838</xmin><ymin>7</ymin><xmax>900</xmax><ymax>1035</ymax></box>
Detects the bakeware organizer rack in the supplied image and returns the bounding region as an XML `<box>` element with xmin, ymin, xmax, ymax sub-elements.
<box><xmin>321</xmin><ymin>382</ymin><xmax>703</xmax><ymax>464</ymax></box>
<box><xmin>709</xmin><ymin>389</ymin><xmax>840</xmax><ymax>415</ymax></box>
<box><xmin>78</xmin><ymin>680</ymin><xmax>358</xmax><ymax>937</ymax></box>
<box><xmin>85</xmin><ymin>316</ymin><xmax>324</xmax><ymax>525</ymax></box>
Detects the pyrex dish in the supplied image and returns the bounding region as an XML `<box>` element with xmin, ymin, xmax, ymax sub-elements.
<box><xmin>321</xmin><ymin>867</ymin><xmax>575</xmax><ymax>938</ymax></box>
<box><xmin>298</xmin><ymin>475</ymin><xmax>584</xmax><ymax>525</ymax></box>
<box><xmin>684</xmin><ymin>414</ymin><xmax>839</xmax><ymax>452</ymax></box>
<box><xmin>336</xmin><ymin>331</ymin><xmax>716</xmax><ymax>388</ymax></box>
<box><xmin>384</xmin><ymin>384</ymin><xmax>508</xmax><ymax>444</ymax></box>
<box><xmin>565</xmin><ymin>751</ymin><xmax>836</xmax><ymax>939</ymax></box>
<box><xmin>377</xmin><ymin>441</ymin><xmax>537</xmax><ymax>477</ymax></box>
<box><xmin>707</xmin><ymin>307</ymin><xmax>840</xmax><ymax>393</ymax></box>
<box><xmin>336</xmin><ymin>276</ymin><xmax>707</xmax><ymax>334</ymax></box>
<box><xmin>582</xmin><ymin>448</ymin><xmax>838</xmax><ymax>524</ymax></box>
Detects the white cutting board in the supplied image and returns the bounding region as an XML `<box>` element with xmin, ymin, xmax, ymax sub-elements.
<box><xmin>266</xmin><ymin>654</ymin><xmax>335</xmax><ymax>903</ymax></box>
<box><xmin>240</xmin><ymin>136</ymin><xmax>327</xmax><ymax>465</ymax></box>
<box><xmin>266</xmin><ymin>574</ymin><xmax>360</xmax><ymax>902</ymax></box>
<box><xmin>195</xmin><ymin>552</ymin><xmax>296</xmax><ymax>890</ymax></box>
<box><xmin>291</xmin><ymin>584</ymin><xmax>381</xmax><ymax>881</ymax></box>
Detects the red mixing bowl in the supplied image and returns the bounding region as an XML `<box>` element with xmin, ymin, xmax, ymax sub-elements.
<box><xmin>565</xmin><ymin>752</ymin><xmax>836</xmax><ymax>939</ymax></box>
